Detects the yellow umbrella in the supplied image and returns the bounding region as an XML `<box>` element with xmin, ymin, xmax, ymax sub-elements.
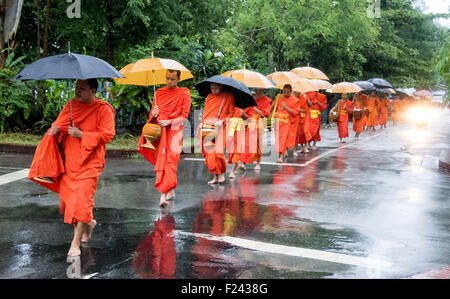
<box><xmin>292</xmin><ymin>79</ymin><xmax>319</xmax><ymax>93</ymax></box>
<box><xmin>115</xmin><ymin>54</ymin><xmax>194</xmax><ymax>86</ymax></box>
<box><xmin>267</xmin><ymin>71</ymin><xmax>302</xmax><ymax>89</ymax></box>
<box><xmin>290</xmin><ymin>66</ymin><xmax>329</xmax><ymax>81</ymax></box>
<box><xmin>309</xmin><ymin>79</ymin><xmax>333</xmax><ymax>90</ymax></box>
<box><xmin>330</xmin><ymin>82</ymin><xmax>362</xmax><ymax>93</ymax></box>
<box><xmin>221</xmin><ymin>69</ymin><xmax>276</xmax><ymax>89</ymax></box>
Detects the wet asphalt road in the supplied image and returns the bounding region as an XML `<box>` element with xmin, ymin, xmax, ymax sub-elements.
<box><xmin>0</xmin><ymin>108</ymin><xmax>449</xmax><ymax>279</ymax></box>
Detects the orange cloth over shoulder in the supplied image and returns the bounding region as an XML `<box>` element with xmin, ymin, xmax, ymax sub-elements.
<box><xmin>138</xmin><ymin>86</ymin><xmax>191</xmax><ymax>194</ymax></box>
<box><xmin>28</xmin><ymin>98</ymin><xmax>115</xmax><ymax>225</ymax></box>
<box><xmin>200</xmin><ymin>92</ymin><xmax>235</xmax><ymax>174</ymax></box>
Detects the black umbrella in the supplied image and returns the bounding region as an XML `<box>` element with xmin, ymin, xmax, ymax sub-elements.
<box><xmin>353</xmin><ymin>81</ymin><xmax>376</xmax><ymax>91</ymax></box>
<box><xmin>194</xmin><ymin>75</ymin><xmax>257</xmax><ymax>109</ymax></box>
<box><xmin>368</xmin><ymin>78</ymin><xmax>393</xmax><ymax>89</ymax></box>
<box><xmin>376</xmin><ymin>88</ymin><xmax>396</xmax><ymax>94</ymax></box>
<box><xmin>14</xmin><ymin>52</ymin><xmax>124</xmax><ymax>81</ymax></box>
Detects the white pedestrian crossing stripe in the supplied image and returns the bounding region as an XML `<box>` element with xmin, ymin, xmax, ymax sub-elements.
<box><xmin>0</xmin><ymin>168</ymin><xmax>30</xmax><ymax>186</ymax></box>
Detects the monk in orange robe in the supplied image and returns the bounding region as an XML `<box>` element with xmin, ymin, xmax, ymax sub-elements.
<box><xmin>274</xmin><ymin>84</ymin><xmax>300</xmax><ymax>163</ymax></box>
<box><xmin>305</xmin><ymin>91</ymin><xmax>327</xmax><ymax>150</ymax></box>
<box><xmin>366</xmin><ymin>90</ymin><xmax>380</xmax><ymax>131</ymax></box>
<box><xmin>138</xmin><ymin>70</ymin><xmax>191</xmax><ymax>207</ymax></box>
<box><xmin>391</xmin><ymin>95</ymin><xmax>402</xmax><ymax>125</ymax></box>
<box><xmin>227</xmin><ymin>107</ymin><xmax>246</xmax><ymax>178</ymax></box>
<box><xmin>28</xmin><ymin>79</ymin><xmax>115</xmax><ymax>257</ymax></box>
<box><xmin>352</xmin><ymin>92</ymin><xmax>366</xmax><ymax>138</ymax></box>
<box><xmin>240</xmin><ymin>89</ymin><xmax>272</xmax><ymax>170</ymax></box>
<box><xmin>198</xmin><ymin>83</ymin><xmax>235</xmax><ymax>184</ymax></box>
<box><xmin>378</xmin><ymin>95</ymin><xmax>390</xmax><ymax>129</ymax></box>
<box><xmin>330</xmin><ymin>93</ymin><xmax>353</xmax><ymax>143</ymax></box>
<box><xmin>293</xmin><ymin>92</ymin><xmax>310</xmax><ymax>154</ymax></box>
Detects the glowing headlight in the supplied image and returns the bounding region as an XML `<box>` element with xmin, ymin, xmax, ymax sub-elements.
<box><xmin>406</xmin><ymin>107</ymin><xmax>432</xmax><ymax>122</ymax></box>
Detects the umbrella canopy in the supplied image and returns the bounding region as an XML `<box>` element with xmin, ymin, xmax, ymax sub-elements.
<box><xmin>267</xmin><ymin>71</ymin><xmax>302</xmax><ymax>89</ymax></box>
<box><xmin>353</xmin><ymin>81</ymin><xmax>376</xmax><ymax>91</ymax></box>
<box><xmin>377</xmin><ymin>88</ymin><xmax>396</xmax><ymax>94</ymax></box>
<box><xmin>290</xmin><ymin>66</ymin><xmax>329</xmax><ymax>80</ymax></box>
<box><xmin>414</xmin><ymin>90</ymin><xmax>432</xmax><ymax>97</ymax></box>
<box><xmin>368</xmin><ymin>78</ymin><xmax>393</xmax><ymax>89</ymax></box>
<box><xmin>394</xmin><ymin>89</ymin><xmax>410</xmax><ymax>99</ymax></box>
<box><xmin>330</xmin><ymin>82</ymin><xmax>362</xmax><ymax>94</ymax></box>
<box><xmin>194</xmin><ymin>75</ymin><xmax>257</xmax><ymax>109</ymax></box>
<box><xmin>309</xmin><ymin>79</ymin><xmax>333</xmax><ymax>90</ymax></box>
<box><xmin>292</xmin><ymin>79</ymin><xmax>319</xmax><ymax>93</ymax></box>
<box><xmin>15</xmin><ymin>53</ymin><xmax>123</xmax><ymax>81</ymax></box>
<box><xmin>221</xmin><ymin>69</ymin><xmax>276</xmax><ymax>89</ymax></box>
<box><xmin>115</xmin><ymin>56</ymin><xmax>194</xmax><ymax>86</ymax></box>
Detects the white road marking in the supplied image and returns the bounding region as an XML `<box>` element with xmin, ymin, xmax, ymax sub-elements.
<box><xmin>0</xmin><ymin>168</ymin><xmax>30</xmax><ymax>186</ymax></box>
<box><xmin>175</xmin><ymin>230</ymin><xmax>392</xmax><ymax>270</ymax></box>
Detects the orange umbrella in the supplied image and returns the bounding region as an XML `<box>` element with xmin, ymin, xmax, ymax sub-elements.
<box><xmin>290</xmin><ymin>66</ymin><xmax>329</xmax><ymax>80</ymax></box>
<box><xmin>221</xmin><ymin>69</ymin><xmax>276</xmax><ymax>89</ymax></box>
<box><xmin>309</xmin><ymin>79</ymin><xmax>333</xmax><ymax>90</ymax></box>
<box><xmin>292</xmin><ymin>79</ymin><xmax>319</xmax><ymax>93</ymax></box>
<box><xmin>267</xmin><ymin>71</ymin><xmax>302</xmax><ymax>89</ymax></box>
<box><xmin>330</xmin><ymin>82</ymin><xmax>362</xmax><ymax>94</ymax></box>
<box><xmin>115</xmin><ymin>54</ymin><xmax>194</xmax><ymax>86</ymax></box>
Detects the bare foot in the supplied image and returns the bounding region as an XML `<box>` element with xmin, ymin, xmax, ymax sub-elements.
<box><xmin>160</xmin><ymin>194</ymin><xmax>169</xmax><ymax>207</ymax></box>
<box><xmin>166</xmin><ymin>189</ymin><xmax>176</xmax><ymax>201</ymax></box>
<box><xmin>277</xmin><ymin>158</ymin><xmax>284</xmax><ymax>163</ymax></box>
<box><xmin>304</xmin><ymin>148</ymin><xmax>310</xmax><ymax>153</ymax></box>
<box><xmin>217</xmin><ymin>174</ymin><xmax>225</xmax><ymax>183</ymax></box>
<box><xmin>208</xmin><ymin>175</ymin><xmax>218</xmax><ymax>185</ymax></box>
<box><xmin>68</xmin><ymin>242</ymin><xmax>81</xmax><ymax>257</ymax></box>
<box><xmin>254</xmin><ymin>163</ymin><xmax>261</xmax><ymax>170</ymax></box>
<box><xmin>229</xmin><ymin>171</ymin><xmax>236</xmax><ymax>179</ymax></box>
<box><xmin>81</xmin><ymin>220</ymin><xmax>97</xmax><ymax>243</ymax></box>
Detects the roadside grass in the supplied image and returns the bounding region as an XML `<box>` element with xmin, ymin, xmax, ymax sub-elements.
<box><xmin>0</xmin><ymin>133</ymin><xmax>195</xmax><ymax>150</ymax></box>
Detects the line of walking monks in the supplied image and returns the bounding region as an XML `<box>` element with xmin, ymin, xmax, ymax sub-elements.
<box><xmin>27</xmin><ymin>72</ymin><xmax>414</xmax><ymax>257</ymax></box>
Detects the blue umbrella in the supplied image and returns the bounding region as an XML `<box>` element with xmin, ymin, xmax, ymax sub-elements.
<box><xmin>194</xmin><ymin>75</ymin><xmax>257</xmax><ymax>109</ymax></box>
<box><xmin>14</xmin><ymin>52</ymin><xmax>124</xmax><ymax>81</ymax></box>
<box><xmin>353</xmin><ymin>81</ymin><xmax>376</xmax><ymax>91</ymax></box>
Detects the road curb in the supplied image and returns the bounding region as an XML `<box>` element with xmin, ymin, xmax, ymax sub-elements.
<box><xmin>0</xmin><ymin>143</ymin><xmax>194</xmax><ymax>158</ymax></box>
<box><xmin>438</xmin><ymin>149</ymin><xmax>450</xmax><ymax>173</ymax></box>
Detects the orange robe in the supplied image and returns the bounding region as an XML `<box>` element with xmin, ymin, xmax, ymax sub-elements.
<box><xmin>28</xmin><ymin>98</ymin><xmax>115</xmax><ymax>225</ymax></box>
<box><xmin>337</xmin><ymin>99</ymin><xmax>353</xmax><ymax>138</ymax></box>
<box><xmin>379</xmin><ymin>97</ymin><xmax>390</xmax><ymax>126</ymax></box>
<box><xmin>199</xmin><ymin>92</ymin><xmax>235</xmax><ymax>174</ymax></box>
<box><xmin>227</xmin><ymin>107</ymin><xmax>245</xmax><ymax>164</ymax></box>
<box><xmin>305</xmin><ymin>91</ymin><xmax>327</xmax><ymax>142</ymax></box>
<box><xmin>275</xmin><ymin>95</ymin><xmax>300</xmax><ymax>154</ymax></box>
<box><xmin>138</xmin><ymin>86</ymin><xmax>191</xmax><ymax>194</ymax></box>
<box><xmin>366</xmin><ymin>95</ymin><xmax>380</xmax><ymax>127</ymax></box>
<box><xmin>391</xmin><ymin>100</ymin><xmax>402</xmax><ymax>122</ymax></box>
<box><xmin>352</xmin><ymin>95</ymin><xmax>366</xmax><ymax>134</ymax></box>
<box><xmin>240</xmin><ymin>95</ymin><xmax>272</xmax><ymax>164</ymax></box>
<box><xmin>132</xmin><ymin>215</ymin><xmax>176</xmax><ymax>279</ymax></box>
<box><xmin>296</xmin><ymin>94</ymin><xmax>309</xmax><ymax>145</ymax></box>
<box><xmin>274</xmin><ymin>95</ymin><xmax>300</xmax><ymax>155</ymax></box>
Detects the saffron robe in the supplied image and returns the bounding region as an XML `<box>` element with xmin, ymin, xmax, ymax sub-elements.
<box><xmin>240</xmin><ymin>95</ymin><xmax>272</xmax><ymax>164</ymax></box>
<box><xmin>366</xmin><ymin>95</ymin><xmax>380</xmax><ymax>127</ymax></box>
<box><xmin>199</xmin><ymin>92</ymin><xmax>235</xmax><ymax>174</ymax></box>
<box><xmin>274</xmin><ymin>95</ymin><xmax>300</xmax><ymax>155</ymax></box>
<box><xmin>305</xmin><ymin>91</ymin><xmax>327</xmax><ymax>142</ymax></box>
<box><xmin>138</xmin><ymin>86</ymin><xmax>191</xmax><ymax>194</ymax></box>
<box><xmin>352</xmin><ymin>95</ymin><xmax>366</xmax><ymax>134</ymax></box>
<box><xmin>378</xmin><ymin>97</ymin><xmax>390</xmax><ymax>126</ymax></box>
<box><xmin>295</xmin><ymin>94</ymin><xmax>309</xmax><ymax>145</ymax></box>
<box><xmin>337</xmin><ymin>99</ymin><xmax>353</xmax><ymax>138</ymax></box>
<box><xmin>28</xmin><ymin>98</ymin><xmax>115</xmax><ymax>225</ymax></box>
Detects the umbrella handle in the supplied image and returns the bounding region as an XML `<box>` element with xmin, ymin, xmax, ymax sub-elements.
<box><xmin>216</xmin><ymin>92</ymin><xmax>227</xmax><ymax>122</ymax></box>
